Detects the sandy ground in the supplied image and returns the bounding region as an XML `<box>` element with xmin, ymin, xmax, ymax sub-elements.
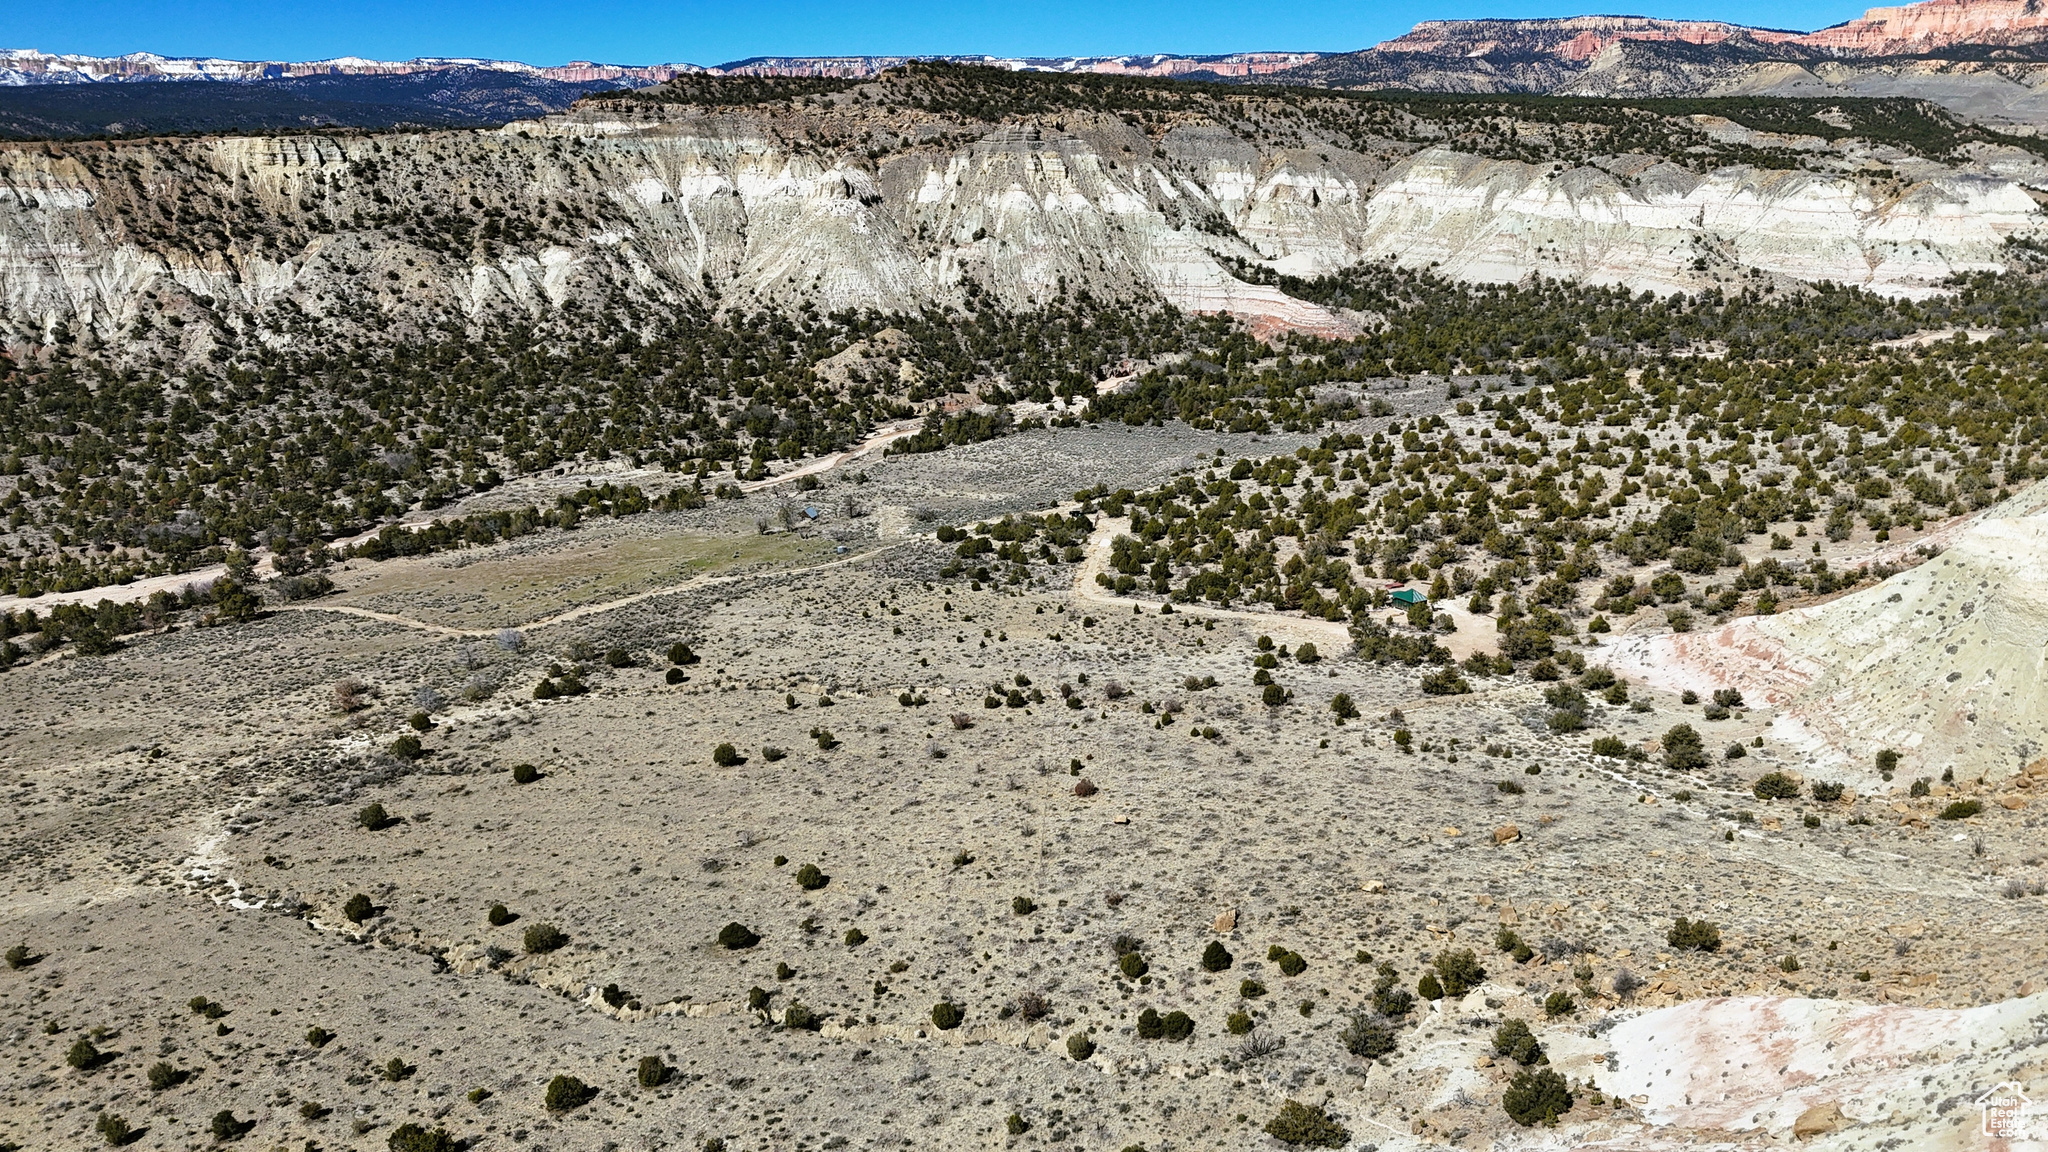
<box><xmin>3</xmin><ymin>422</ymin><xmax>2045</xmax><ymax>1152</ymax></box>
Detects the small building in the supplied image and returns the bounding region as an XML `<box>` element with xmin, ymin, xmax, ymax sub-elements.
<box><xmin>1389</xmin><ymin>588</ymin><xmax>1427</xmax><ymax>606</ymax></box>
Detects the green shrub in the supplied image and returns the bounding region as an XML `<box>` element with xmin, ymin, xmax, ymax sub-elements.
<box><xmin>1493</xmin><ymin>1018</ymin><xmax>1545</xmax><ymax>1065</ymax></box>
<box><xmin>407</xmin><ymin>711</ymin><xmax>433</xmax><ymax>732</ymax></box>
<box><xmin>1240</xmin><ymin>978</ymin><xmax>1267</xmax><ymax>999</ymax></box>
<box><xmin>1417</xmin><ymin>971</ymin><xmax>1444</xmax><ymax>1000</ymax></box>
<box><xmin>1752</xmin><ymin>772</ymin><xmax>1800</xmax><ymax>800</ymax></box>
<box><xmin>1294</xmin><ymin>643</ymin><xmax>1320</xmax><ymax>664</ymax></box>
<box><xmin>1226</xmin><ymin>1010</ymin><xmax>1254</xmax><ymax>1035</ymax></box>
<box><xmin>389</xmin><ymin>734</ymin><xmax>424</xmax><ymax>760</ymax></box>
<box><xmin>66</xmin><ymin>1037</ymin><xmax>102</xmax><ymax>1070</ymax></box>
<box><xmin>844</xmin><ymin>928</ymin><xmax>867</xmax><ymax>947</ymax></box>
<box><xmin>511</xmin><ymin>763</ymin><xmax>540</xmax><ymax>784</ymax></box>
<box><xmin>1160</xmin><ymin>1010</ymin><xmax>1194</xmax><ymax>1041</ymax></box>
<box><xmin>1590</xmin><ymin>735</ymin><xmax>1628</xmax><ymax>758</ymax></box>
<box><xmin>1495</xmin><ymin>927</ymin><xmax>1523</xmax><ymax>953</ymax></box>
<box><xmin>1065</xmin><ymin>1032</ymin><xmax>1095</xmax><ymax>1060</ymax></box>
<box><xmin>718</xmin><ymin>922</ymin><xmax>760</xmax><ymax>950</ymax></box>
<box><xmin>1118</xmin><ymin>951</ymin><xmax>1148</xmax><ymax>979</ymax></box>
<box><xmin>96</xmin><ymin>1111</ymin><xmax>131</xmax><ymax>1145</ymax></box>
<box><xmin>1910</xmin><ymin>777</ymin><xmax>1930</xmax><ymax>797</ymax></box>
<box><xmin>712</xmin><ymin>743</ymin><xmax>742</xmax><ymax>767</ymax></box>
<box><xmin>1420</xmin><ymin>668</ymin><xmax>1472</xmax><ymax>695</ymax></box>
<box><xmin>1262</xmin><ymin>683</ymin><xmax>1288</xmax><ymax>706</ymax></box>
<box><xmin>1661</xmin><ymin>725</ymin><xmax>1707</xmax><ymax>770</ymax></box>
<box><xmin>388</xmin><ymin>1123</ymin><xmax>456</xmax><ymax>1152</ymax></box>
<box><xmin>1012</xmin><ymin>896</ymin><xmax>1035</xmax><ymax>915</ymax></box>
<box><xmin>1502</xmin><ymin>1067</ymin><xmax>1573</xmax><ymax>1126</ymax></box>
<box><xmin>1339</xmin><ymin>1010</ymin><xmax>1396</xmax><ymax>1059</ymax></box>
<box><xmin>3</xmin><ymin>943</ymin><xmax>33</xmax><ymax>969</ymax></box>
<box><xmin>523</xmin><ymin>923</ymin><xmax>568</xmax><ymax>954</ymax></box>
<box><xmin>1667</xmin><ymin>916</ymin><xmax>1722</xmax><ymax>952</ymax></box>
<box><xmin>604</xmin><ymin>647</ymin><xmax>633</xmax><ymax>668</ymax></box>
<box><xmin>488</xmin><ymin>903</ymin><xmax>515</xmax><ymax>926</ymax></box>
<box><xmin>147</xmin><ymin>1060</ymin><xmax>181</xmax><ymax>1090</ymax></box>
<box><xmin>384</xmin><ymin>1056</ymin><xmax>414</xmax><ymax>1081</ymax></box>
<box><xmin>795</xmin><ymin>864</ymin><xmax>829</xmax><ymax>890</ymax></box>
<box><xmin>1544</xmin><ymin>990</ymin><xmax>1575</xmax><ymax>1018</ymax></box>
<box><xmin>1876</xmin><ymin>748</ymin><xmax>1900</xmax><ymax>775</ymax></box>
<box><xmin>1941</xmin><ymin>799</ymin><xmax>1983</xmax><ymax>820</ymax></box>
<box><xmin>306</xmin><ymin>1027</ymin><xmax>334</xmax><ymax>1048</ymax></box>
<box><xmin>1329</xmin><ymin>693</ymin><xmax>1358</xmax><ymax>720</ymax></box>
<box><xmin>1433</xmin><ymin>949</ymin><xmax>1485</xmax><ymax>996</ymax></box>
<box><xmin>210</xmin><ymin>1111</ymin><xmax>247</xmax><ymax>1140</ymax></box>
<box><xmin>1264</xmin><ymin>1099</ymin><xmax>1349</xmax><ymax>1147</ymax></box>
<box><xmin>1137</xmin><ymin>1006</ymin><xmax>1164</xmax><ymax>1039</ymax></box>
<box><xmin>343</xmin><ymin>893</ymin><xmax>374</xmax><ymax>924</ymax></box>
<box><xmin>357</xmin><ymin>802</ymin><xmax>393</xmax><ymax>830</ymax></box>
<box><xmin>668</xmin><ymin>642</ymin><xmax>699</xmax><ymax>666</ymax></box>
<box><xmin>1811</xmin><ymin>780</ymin><xmax>1844</xmax><ymax>802</ymax></box>
<box><xmin>665</xmin><ymin>668</ymin><xmax>687</xmax><ymax>685</ymax></box>
<box><xmin>1006</xmin><ymin>1113</ymin><xmax>1029</xmax><ymax>1136</ymax></box>
<box><xmin>931</xmin><ymin>1001</ymin><xmax>963</xmax><ymax>1030</ymax></box>
<box><xmin>1201</xmin><ymin>941</ymin><xmax>1233</xmax><ymax>972</ymax></box>
<box><xmin>783</xmin><ymin>1002</ymin><xmax>819</xmax><ymax>1030</ymax></box>
<box><xmin>544</xmin><ymin>1073</ymin><xmax>593</xmax><ymax>1111</ymax></box>
<box><xmin>1277</xmin><ymin>951</ymin><xmax>1307</xmax><ymax>977</ymax></box>
<box><xmin>761</xmin><ymin>745</ymin><xmax>785</xmax><ymax>761</ymax></box>
<box><xmin>637</xmin><ymin>1055</ymin><xmax>669</xmax><ymax>1087</ymax></box>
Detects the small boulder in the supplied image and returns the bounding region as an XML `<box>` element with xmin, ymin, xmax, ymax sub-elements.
<box><xmin>1493</xmin><ymin>823</ymin><xmax>1521</xmax><ymax>845</ymax></box>
<box><xmin>1793</xmin><ymin>1102</ymin><xmax>1847</xmax><ymax>1140</ymax></box>
<box><xmin>1213</xmin><ymin>907</ymin><xmax>1237</xmax><ymax>933</ymax></box>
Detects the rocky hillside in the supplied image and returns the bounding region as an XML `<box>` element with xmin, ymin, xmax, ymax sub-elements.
<box><xmin>0</xmin><ymin>66</ymin><xmax>2041</xmax><ymax>363</ymax></box>
<box><xmin>1283</xmin><ymin>0</ymin><xmax>2048</xmax><ymax>133</ymax></box>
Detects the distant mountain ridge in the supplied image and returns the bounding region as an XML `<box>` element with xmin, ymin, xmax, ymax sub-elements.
<box><xmin>0</xmin><ymin>47</ymin><xmax>1319</xmax><ymax>87</ymax></box>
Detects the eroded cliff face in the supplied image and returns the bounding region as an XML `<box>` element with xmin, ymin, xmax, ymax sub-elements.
<box><xmin>0</xmin><ymin>99</ymin><xmax>2039</xmax><ymax>358</ymax></box>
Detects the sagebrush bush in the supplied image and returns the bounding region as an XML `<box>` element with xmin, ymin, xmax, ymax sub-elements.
<box><xmin>843</xmin><ymin>928</ymin><xmax>867</xmax><ymax>947</ymax></box>
<box><xmin>795</xmin><ymin>863</ymin><xmax>828</xmax><ymax>891</ymax></box>
<box><xmin>343</xmin><ymin>893</ymin><xmax>374</xmax><ymax>924</ymax></box>
<box><xmin>1201</xmin><ymin>941</ymin><xmax>1233</xmax><ymax>972</ymax></box>
<box><xmin>718</xmin><ymin>922</ymin><xmax>760</xmax><ymax>950</ymax></box>
<box><xmin>1065</xmin><ymin>1032</ymin><xmax>1094</xmax><ymax>1060</ymax></box>
<box><xmin>487</xmin><ymin>903</ymin><xmax>515</xmax><ymax>926</ymax></box>
<box><xmin>1661</xmin><ymin>724</ymin><xmax>1707</xmax><ymax>770</ymax></box>
<box><xmin>1118</xmin><ymin>951</ymin><xmax>1148</xmax><ymax>979</ymax></box>
<box><xmin>147</xmin><ymin>1060</ymin><xmax>181</xmax><ymax>1090</ymax></box>
<box><xmin>1667</xmin><ymin>916</ymin><xmax>1722</xmax><ymax>952</ymax></box>
<box><xmin>1012</xmin><ymin>896</ymin><xmax>1035</xmax><ymax>915</ymax></box>
<box><xmin>1240</xmin><ymin>978</ymin><xmax>1267</xmax><ymax>999</ymax></box>
<box><xmin>1493</xmin><ymin>1018</ymin><xmax>1545</xmax><ymax>1065</ymax></box>
<box><xmin>1811</xmin><ymin>780</ymin><xmax>1844</xmax><ymax>802</ymax></box>
<box><xmin>1264</xmin><ymin>1099</ymin><xmax>1349</xmax><ymax>1147</ymax></box>
<box><xmin>523</xmin><ymin>923</ymin><xmax>568</xmax><ymax>954</ymax></box>
<box><xmin>388</xmin><ymin>1123</ymin><xmax>456</xmax><ymax>1152</ymax></box>
<box><xmin>3</xmin><ymin>943</ymin><xmax>32</xmax><ymax>969</ymax></box>
<box><xmin>306</xmin><ymin>1026</ymin><xmax>334</xmax><ymax>1048</ymax></box>
<box><xmin>544</xmin><ymin>1073</ymin><xmax>593</xmax><ymax>1111</ymax></box>
<box><xmin>1502</xmin><ymin>1067</ymin><xmax>1573</xmax><ymax>1126</ymax></box>
<box><xmin>1544</xmin><ymin>990</ymin><xmax>1576</xmax><ymax>1018</ymax></box>
<box><xmin>1161</xmin><ymin>1010</ymin><xmax>1194</xmax><ymax>1041</ymax></box>
<box><xmin>389</xmin><ymin>734</ymin><xmax>423</xmax><ymax>760</ymax></box>
<box><xmin>1277</xmin><ymin>951</ymin><xmax>1307</xmax><ymax>977</ymax></box>
<box><xmin>930</xmin><ymin>1001</ymin><xmax>963</xmax><ymax>1030</ymax></box>
<box><xmin>1433</xmin><ymin>949</ymin><xmax>1485</xmax><ymax>996</ymax></box>
<box><xmin>357</xmin><ymin>802</ymin><xmax>392</xmax><ymax>830</ymax></box>
<box><xmin>712</xmin><ymin>743</ymin><xmax>742</xmax><ymax>767</ymax></box>
<box><xmin>1339</xmin><ymin>1010</ymin><xmax>1396</xmax><ymax>1058</ymax></box>
<box><xmin>1226</xmin><ymin>1010</ymin><xmax>1254</xmax><ymax>1035</ymax></box>
<box><xmin>95</xmin><ymin>1111</ymin><xmax>130</xmax><ymax>1145</ymax></box>
<box><xmin>210</xmin><ymin>1110</ymin><xmax>245</xmax><ymax>1141</ymax></box>
<box><xmin>66</xmin><ymin>1037</ymin><xmax>102</xmax><ymax>1070</ymax></box>
<box><xmin>1752</xmin><ymin>772</ymin><xmax>1800</xmax><ymax>800</ymax></box>
<box><xmin>784</xmin><ymin>1002</ymin><xmax>818</xmax><ymax>1030</ymax></box>
<box><xmin>1941</xmin><ymin>799</ymin><xmax>1984</xmax><ymax>820</ymax></box>
<box><xmin>637</xmin><ymin>1055</ymin><xmax>669</xmax><ymax>1087</ymax></box>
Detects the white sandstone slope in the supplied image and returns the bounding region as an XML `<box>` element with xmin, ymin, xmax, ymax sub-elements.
<box><xmin>0</xmin><ymin>104</ymin><xmax>2041</xmax><ymax>351</ymax></box>
<box><xmin>1357</xmin><ymin>146</ymin><xmax>2040</xmax><ymax>297</ymax></box>
<box><xmin>1609</xmin><ymin>483</ymin><xmax>2048</xmax><ymax>786</ymax></box>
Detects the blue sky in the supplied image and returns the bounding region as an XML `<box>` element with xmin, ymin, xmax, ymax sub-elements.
<box><xmin>3</xmin><ymin>0</ymin><xmax>1877</xmax><ymax>67</ymax></box>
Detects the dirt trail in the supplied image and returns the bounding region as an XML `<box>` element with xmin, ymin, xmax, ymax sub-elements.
<box><xmin>0</xmin><ymin>421</ymin><xmax>925</xmax><ymax>618</ymax></box>
<box><xmin>280</xmin><ymin>541</ymin><xmax>908</xmax><ymax>637</ymax></box>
